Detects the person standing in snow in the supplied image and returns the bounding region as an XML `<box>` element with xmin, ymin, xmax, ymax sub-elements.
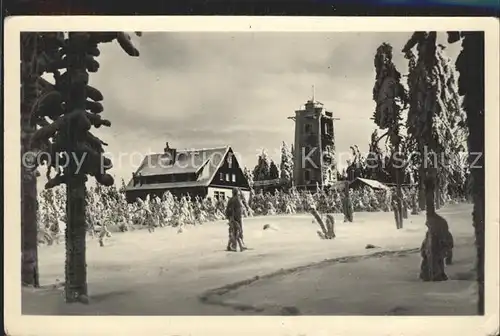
<box><xmin>225</xmin><ymin>187</ymin><xmax>247</xmax><ymax>251</ymax></box>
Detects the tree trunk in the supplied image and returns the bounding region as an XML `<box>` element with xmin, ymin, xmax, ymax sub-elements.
<box><xmin>435</xmin><ymin>172</ymin><xmax>445</xmax><ymax>210</ymax></box>
<box><xmin>419</xmin><ymin>169</ymin><xmax>449</xmax><ymax>282</ymax></box>
<box><xmin>325</xmin><ymin>214</ymin><xmax>335</xmax><ymax>238</ymax></box>
<box><xmin>467</xmin><ymin>35</ymin><xmax>485</xmax><ymax>316</ymax></box>
<box><xmin>395</xmin><ymin>168</ymin><xmax>404</xmax><ymax>229</ymax></box>
<box><xmin>425</xmin><ymin>171</ymin><xmax>436</xmax><ymax>218</ymax></box>
<box><xmin>418</xmin><ymin>149</ymin><xmax>426</xmax><ymax>211</ymax></box>
<box><xmin>20</xmin><ymin>33</ymin><xmax>40</xmax><ymax>288</ymax></box>
<box><xmin>411</xmin><ymin>189</ymin><xmax>420</xmax><ymax>215</ymax></box>
<box><xmin>342</xmin><ymin>182</ymin><xmax>353</xmax><ymax>222</ymax></box>
<box><xmin>435</xmin><ymin>183</ymin><xmax>441</xmax><ymax>210</ymax></box>
<box><xmin>21</xmin><ymin>105</ymin><xmax>39</xmax><ymax>287</ymax></box>
<box><xmin>471</xmin><ymin>175</ymin><xmax>484</xmax><ymax>314</ymax></box>
<box><xmin>310</xmin><ymin>208</ymin><xmax>329</xmax><ymax>238</ymax></box>
<box><xmin>65</xmin><ymin>178</ymin><xmax>89</xmax><ymax>303</ymax></box>
<box><xmin>64</xmin><ymin>34</ymin><xmax>91</xmax><ymax>303</ymax></box>
<box><xmin>468</xmin><ymin>88</ymin><xmax>485</xmax><ymax>315</ymax></box>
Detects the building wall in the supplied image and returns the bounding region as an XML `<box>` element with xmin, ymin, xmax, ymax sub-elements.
<box><xmin>207</xmin><ymin>186</ymin><xmax>250</xmax><ymax>202</ymax></box>
<box><xmin>142</xmin><ymin>173</ymin><xmax>197</xmax><ymax>184</ymax></box>
<box><xmin>125</xmin><ymin>185</ymin><xmax>250</xmax><ymax>204</ymax></box>
<box><xmin>125</xmin><ymin>187</ymin><xmax>208</xmax><ymax>203</ymax></box>
<box><xmin>293</xmin><ymin>101</ymin><xmax>323</xmax><ymax>188</ymax></box>
<box><xmin>319</xmin><ymin>115</ymin><xmax>338</xmax><ymax>185</ymax></box>
<box><xmin>240</xmin><ymin>190</ymin><xmax>250</xmax><ymax>202</ymax></box>
<box><xmin>253</xmin><ymin>178</ymin><xmax>291</xmax><ymax>194</ymax></box>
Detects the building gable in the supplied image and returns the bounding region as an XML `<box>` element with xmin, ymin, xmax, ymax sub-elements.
<box><xmin>209</xmin><ymin>148</ymin><xmax>250</xmax><ymax>190</ymax></box>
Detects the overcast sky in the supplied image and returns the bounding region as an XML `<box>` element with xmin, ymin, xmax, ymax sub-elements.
<box><xmin>38</xmin><ymin>32</ymin><xmax>461</xmax><ymax>190</ymax></box>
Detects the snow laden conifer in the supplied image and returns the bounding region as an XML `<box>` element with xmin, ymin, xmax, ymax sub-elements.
<box><xmin>434</xmin><ymin>44</ymin><xmax>468</xmax><ymax>207</ymax></box>
<box><xmin>269</xmin><ymin>160</ymin><xmax>280</xmax><ymax>179</ymax></box>
<box><xmin>253</xmin><ymin>149</ymin><xmax>271</xmax><ymax>181</ymax></box>
<box><xmin>279</xmin><ymin>141</ymin><xmax>294</xmax><ymax>185</ymax></box>
<box><xmin>21</xmin><ymin>32</ymin><xmax>71</xmax><ymax>287</ymax></box>
<box><xmin>365</xmin><ymin>130</ymin><xmax>387</xmax><ymax>181</ymax></box>
<box><xmin>30</xmin><ymin>32</ymin><xmax>140</xmax><ymax>304</ymax></box>
<box><xmin>404</xmin><ymin>32</ymin><xmax>439</xmax><ymax>210</ymax></box>
<box><xmin>243</xmin><ymin>167</ymin><xmax>254</xmax><ymax>188</ymax></box>
<box><xmin>403</xmin><ymin>31</ymin><xmax>460</xmax><ymax>283</ymax></box>
<box><xmin>118</xmin><ymin>178</ymin><xmax>128</xmax><ymax>194</ymax></box>
<box><xmin>404</xmin><ymin>32</ymin><xmax>467</xmax><ymax>211</ymax></box>
<box><xmin>346</xmin><ymin>145</ymin><xmax>364</xmax><ymax>181</ymax></box>
<box><xmin>372</xmin><ymin>42</ymin><xmax>408</xmax><ymax>229</ymax></box>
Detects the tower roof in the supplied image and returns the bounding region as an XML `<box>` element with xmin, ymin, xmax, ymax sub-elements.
<box><xmin>305</xmin><ymin>99</ymin><xmax>324</xmax><ymax>106</ymax></box>
<box><xmin>297</xmin><ymin>99</ymin><xmax>324</xmax><ymax>112</ymax></box>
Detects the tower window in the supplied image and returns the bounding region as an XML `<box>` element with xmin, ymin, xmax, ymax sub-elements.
<box><xmin>324</xmin><ymin>121</ymin><xmax>333</xmax><ymax>135</ymax></box>
<box><xmin>214</xmin><ymin>191</ymin><xmax>226</xmax><ymax>200</ymax></box>
<box><xmin>304</xmin><ymin>123</ymin><xmax>312</xmax><ymax>134</ymax></box>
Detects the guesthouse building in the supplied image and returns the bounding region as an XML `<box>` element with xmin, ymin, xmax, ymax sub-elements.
<box><xmin>124</xmin><ymin>143</ymin><xmax>251</xmax><ymax>203</ymax></box>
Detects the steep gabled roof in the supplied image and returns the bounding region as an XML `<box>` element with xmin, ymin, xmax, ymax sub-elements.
<box><xmin>350</xmin><ymin>177</ymin><xmax>389</xmax><ymax>190</ymax></box>
<box><xmin>126</xmin><ymin>146</ymin><xmax>230</xmax><ymax>191</ymax></box>
<box><xmin>136</xmin><ymin>147</ymin><xmax>226</xmax><ymax>176</ymax></box>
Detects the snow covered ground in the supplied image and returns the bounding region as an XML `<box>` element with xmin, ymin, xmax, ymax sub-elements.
<box><xmin>22</xmin><ymin>203</ymin><xmax>478</xmax><ymax>315</ymax></box>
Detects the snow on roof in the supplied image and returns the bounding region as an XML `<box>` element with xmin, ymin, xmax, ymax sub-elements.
<box><xmin>125</xmin><ymin>146</ymin><xmax>231</xmax><ymax>190</ymax></box>
<box><xmin>351</xmin><ymin>177</ymin><xmax>390</xmax><ymax>190</ymax></box>
<box><xmin>135</xmin><ymin>146</ymin><xmax>229</xmax><ymax>177</ymax></box>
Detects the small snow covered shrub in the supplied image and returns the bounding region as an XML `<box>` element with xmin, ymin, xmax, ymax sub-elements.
<box><xmin>36</xmin><ymin>183</ymin><xmax>466</xmax><ymax>242</ymax></box>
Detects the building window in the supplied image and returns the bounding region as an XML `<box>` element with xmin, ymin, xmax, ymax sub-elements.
<box><xmin>220</xmin><ymin>172</ymin><xmax>224</xmax><ymax>180</ymax></box>
<box><xmin>232</xmin><ymin>174</ymin><xmax>236</xmax><ymax>182</ymax></box>
<box><xmin>215</xmin><ymin>191</ymin><xmax>226</xmax><ymax>200</ymax></box>
<box><xmin>304</xmin><ymin>169</ymin><xmax>311</xmax><ymax>182</ymax></box>
<box><xmin>304</xmin><ymin>123</ymin><xmax>312</xmax><ymax>134</ymax></box>
<box><xmin>327</xmin><ymin>123</ymin><xmax>333</xmax><ymax>135</ymax></box>
<box><xmin>226</xmin><ymin>173</ymin><xmax>230</xmax><ymax>182</ymax></box>
<box><xmin>227</xmin><ymin>154</ymin><xmax>233</xmax><ymax>169</ymax></box>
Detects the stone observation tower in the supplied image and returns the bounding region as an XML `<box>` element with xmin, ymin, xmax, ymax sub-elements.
<box><xmin>288</xmin><ymin>88</ymin><xmax>339</xmax><ymax>189</ymax></box>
